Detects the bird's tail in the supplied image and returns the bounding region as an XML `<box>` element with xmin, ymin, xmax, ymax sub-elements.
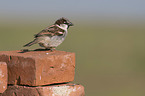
<box><xmin>23</xmin><ymin>39</ymin><xmax>37</xmax><ymax>47</ymax></box>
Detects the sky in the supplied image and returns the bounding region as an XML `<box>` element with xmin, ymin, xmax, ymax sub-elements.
<box><xmin>0</xmin><ymin>0</ymin><xmax>145</xmax><ymax>20</ymax></box>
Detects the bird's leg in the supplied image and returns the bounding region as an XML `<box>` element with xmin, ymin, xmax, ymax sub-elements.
<box><xmin>50</xmin><ymin>48</ymin><xmax>56</xmax><ymax>52</ymax></box>
<box><xmin>52</xmin><ymin>48</ymin><xmax>56</xmax><ymax>51</ymax></box>
<box><xmin>45</xmin><ymin>47</ymin><xmax>56</xmax><ymax>52</ymax></box>
<box><xmin>50</xmin><ymin>49</ymin><xmax>53</xmax><ymax>52</ymax></box>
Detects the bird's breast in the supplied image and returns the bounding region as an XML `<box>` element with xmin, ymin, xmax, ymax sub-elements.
<box><xmin>38</xmin><ymin>31</ymin><xmax>67</xmax><ymax>48</ymax></box>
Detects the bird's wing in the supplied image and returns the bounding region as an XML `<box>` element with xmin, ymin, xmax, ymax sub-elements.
<box><xmin>34</xmin><ymin>25</ymin><xmax>65</xmax><ymax>38</ymax></box>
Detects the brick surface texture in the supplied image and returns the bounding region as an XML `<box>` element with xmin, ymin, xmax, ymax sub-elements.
<box><xmin>0</xmin><ymin>62</ymin><xmax>7</xmax><ymax>93</ymax></box>
<box><xmin>0</xmin><ymin>50</ymin><xmax>75</xmax><ymax>86</ymax></box>
<box><xmin>0</xmin><ymin>83</ymin><xmax>84</xmax><ymax>96</ymax></box>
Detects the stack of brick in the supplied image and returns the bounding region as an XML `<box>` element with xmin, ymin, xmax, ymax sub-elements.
<box><xmin>0</xmin><ymin>50</ymin><xmax>84</xmax><ymax>96</ymax></box>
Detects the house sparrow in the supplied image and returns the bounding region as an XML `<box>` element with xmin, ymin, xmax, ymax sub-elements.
<box><xmin>23</xmin><ymin>17</ymin><xmax>73</xmax><ymax>51</ymax></box>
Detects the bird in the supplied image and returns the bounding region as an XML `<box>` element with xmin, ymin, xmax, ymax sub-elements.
<box><xmin>23</xmin><ymin>17</ymin><xmax>73</xmax><ymax>51</ymax></box>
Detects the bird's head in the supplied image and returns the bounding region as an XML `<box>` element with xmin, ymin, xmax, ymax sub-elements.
<box><xmin>55</xmin><ymin>17</ymin><xmax>73</xmax><ymax>29</ymax></box>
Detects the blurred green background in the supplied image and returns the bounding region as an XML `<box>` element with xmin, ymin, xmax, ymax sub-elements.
<box><xmin>1</xmin><ymin>0</ymin><xmax>145</xmax><ymax>96</ymax></box>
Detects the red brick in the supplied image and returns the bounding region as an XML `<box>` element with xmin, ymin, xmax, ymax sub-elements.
<box><xmin>0</xmin><ymin>83</ymin><xmax>84</xmax><ymax>96</ymax></box>
<box><xmin>0</xmin><ymin>50</ymin><xmax>75</xmax><ymax>86</ymax></box>
<box><xmin>0</xmin><ymin>62</ymin><xmax>7</xmax><ymax>93</ymax></box>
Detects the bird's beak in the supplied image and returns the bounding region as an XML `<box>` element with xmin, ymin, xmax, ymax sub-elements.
<box><xmin>69</xmin><ymin>23</ymin><xmax>74</xmax><ymax>26</ymax></box>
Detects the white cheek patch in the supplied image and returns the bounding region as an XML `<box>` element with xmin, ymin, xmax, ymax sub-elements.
<box><xmin>56</xmin><ymin>24</ymin><xmax>68</xmax><ymax>31</ymax></box>
<box><xmin>58</xmin><ymin>32</ymin><xmax>63</xmax><ymax>34</ymax></box>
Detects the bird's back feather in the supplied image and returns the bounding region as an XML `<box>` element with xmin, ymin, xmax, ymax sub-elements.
<box><xmin>34</xmin><ymin>25</ymin><xmax>65</xmax><ymax>38</ymax></box>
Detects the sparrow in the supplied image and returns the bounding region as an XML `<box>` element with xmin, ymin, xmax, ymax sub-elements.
<box><xmin>23</xmin><ymin>17</ymin><xmax>73</xmax><ymax>51</ymax></box>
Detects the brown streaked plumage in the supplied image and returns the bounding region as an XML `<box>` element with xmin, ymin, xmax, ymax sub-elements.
<box><xmin>34</xmin><ymin>25</ymin><xmax>65</xmax><ymax>37</ymax></box>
